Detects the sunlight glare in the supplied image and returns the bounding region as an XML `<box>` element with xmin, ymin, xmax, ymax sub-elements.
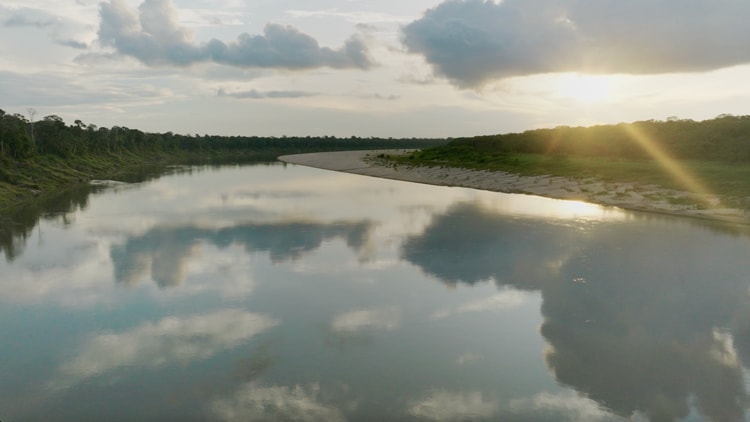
<box><xmin>558</xmin><ymin>74</ymin><xmax>612</xmax><ymax>103</ymax></box>
<box><xmin>622</xmin><ymin>124</ymin><xmax>712</xmax><ymax>198</ymax></box>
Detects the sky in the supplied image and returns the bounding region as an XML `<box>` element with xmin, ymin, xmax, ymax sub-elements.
<box><xmin>1</xmin><ymin>0</ymin><xmax>750</xmax><ymax>138</ymax></box>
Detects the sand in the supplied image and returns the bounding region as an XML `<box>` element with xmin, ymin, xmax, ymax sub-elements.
<box><xmin>279</xmin><ymin>150</ymin><xmax>750</xmax><ymax>224</ymax></box>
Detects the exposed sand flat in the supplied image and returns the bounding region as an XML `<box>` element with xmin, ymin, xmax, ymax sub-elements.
<box><xmin>279</xmin><ymin>150</ymin><xmax>750</xmax><ymax>224</ymax></box>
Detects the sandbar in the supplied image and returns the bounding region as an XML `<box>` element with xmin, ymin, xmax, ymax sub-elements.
<box><xmin>279</xmin><ymin>150</ymin><xmax>750</xmax><ymax>225</ymax></box>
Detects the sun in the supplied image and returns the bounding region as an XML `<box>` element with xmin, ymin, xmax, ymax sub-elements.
<box><xmin>557</xmin><ymin>74</ymin><xmax>613</xmax><ymax>103</ymax></box>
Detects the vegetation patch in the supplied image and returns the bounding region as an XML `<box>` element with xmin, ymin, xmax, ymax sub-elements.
<box><xmin>394</xmin><ymin>115</ymin><xmax>750</xmax><ymax>205</ymax></box>
<box><xmin>0</xmin><ymin>110</ymin><xmax>447</xmax><ymax>209</ymax></box>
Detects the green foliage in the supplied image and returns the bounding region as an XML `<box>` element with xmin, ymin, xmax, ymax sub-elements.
<box><xmin>0</xmin><ymin>108</ymin><xmax>449</xmax><ymax>208</ymax></box>
<box><xmin>398</xmin><ymin>116</ymin><xmax>750</xmax><ymax>201</ymax></box>
<box><xmin>441</xmin><ymin>115</ymin><xmax>750</xmax><ymax>163</ymax></box>
<box><xmin>0</xmin><ymin>108</ymin><xmax>447</xmax><ymax>162</ymax></box>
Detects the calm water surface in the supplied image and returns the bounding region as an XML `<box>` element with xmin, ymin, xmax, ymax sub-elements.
<box><xmin>2</xmin><ymin>162</ymin><xmax>750</xmax><ymax>421</ymax></box>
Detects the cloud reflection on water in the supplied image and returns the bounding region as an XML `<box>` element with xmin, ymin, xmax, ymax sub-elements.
<box><xmin>508</xmin><ymin>391</ymin><xmax>623</xmax><ymax>422</ymax></box>
<box><xmin>210</xmin><ymin>383</ymin><xmax>348</xmax><ymax>422</ymax></box>
<box><xmin>407</xmin><ymin>390</ymin><xmax>499</xmax><ymax>421</ymax></box>
<box><xmin>403</xmin><ymin>200</ymin><xmax>750</xmax><ymax>421</ymax></box>
<box><xmin>52</xmin><ymin>309</ymin><xmax>279</xmax><ymax>390</ymax></box>
<box><xmin>331</xmin><ymin>307</ymin><xmax>401</xmax><ymax>333</ymax></box>
<box><xmin>402</xmin><ymin>202</ymin><xmax>576</xmax><ymax>289</ymax></box>
<box><xmin>111</xmin><ymin>220</ymin><xmax>374</xmax><ymax>289</ymax></box>
<box><xmin>431</xmin><ymin>291</ymin><xmax>527</xmax><ymax>320</ymax></box>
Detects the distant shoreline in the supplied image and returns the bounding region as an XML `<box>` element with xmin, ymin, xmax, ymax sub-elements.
<box><xmin>279</xmin><ymin>150</ymin><xmax>750</xmax><ymax>225</ymax></box>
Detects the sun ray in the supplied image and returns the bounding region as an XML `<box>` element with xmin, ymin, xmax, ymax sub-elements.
<box><xmin>621</xmin><ymin>124</ymin><xmax>713</xmax><ymax>198</ymax></box>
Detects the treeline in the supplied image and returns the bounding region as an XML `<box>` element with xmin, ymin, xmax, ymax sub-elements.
<box><xmin>445</xmin><ymin>115</ymin><xmax>750</xmax><ymax>163</ymax></box>
<box><xmin>0</xmin><ymin>109</ymin><xmax>446</xmax><ymax>160</ymax></box>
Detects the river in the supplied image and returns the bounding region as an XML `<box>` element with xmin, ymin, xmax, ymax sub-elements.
<box><xmin>1</xmin><ymin>161</ymin><xmax>750</xmax><ymax>421</ymax></box>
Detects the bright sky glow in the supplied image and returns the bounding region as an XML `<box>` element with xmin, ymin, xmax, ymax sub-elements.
<box><xmin>556</xmin><ymin>74</ymin><xmax>613</xmax><ymax>103</ymax></box>
<box><xmin>1</xmin><ymin>0</ymin><xmax>749</xmax><ymax>137</ymax></box>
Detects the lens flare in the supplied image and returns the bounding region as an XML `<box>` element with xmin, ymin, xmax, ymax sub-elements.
<box><xmin>621</xmin><ymin>124</ymin><xmax>712</xmax><ymax>197</ymax></box>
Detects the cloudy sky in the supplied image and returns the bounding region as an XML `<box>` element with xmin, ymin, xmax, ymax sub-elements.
<box><xmin>2</xmin><ymin>0</ymin><xmax>750</xmax><ymax>137</ymax></box>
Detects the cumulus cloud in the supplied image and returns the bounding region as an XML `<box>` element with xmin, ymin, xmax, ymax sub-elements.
<box><xmin>402</xmin><ymin>0</ymin><xmax>750</xmax><ymax>87</ymax></box>
<box><xmin>98</xmin><ymin>0</ymin><xmax>374</xmax><ymax>70</ymax></box>
<box><xmin>53</xmin><ymin>309</ymin><xmax>279</xmax><ymax>389</ymax></box>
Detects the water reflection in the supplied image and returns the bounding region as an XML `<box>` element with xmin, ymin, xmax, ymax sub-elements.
<box><xmin>403</xmin><ymin>200</ymin><xmax>750</xmax><ymax>420</ymax></box>
<box><xmin>52</xmin><ymin>309</ymin><xmax>279</xmax><ymax>390</ymax></box>
<box><xmin>331</xmin><ymin>307</ymin><xmax>401</xmax><ymax>333</ymax></box>
<box><xmin>402</xmin><ymin>202</ymin><xmax>576</xmax><ymax>289</ymax></box>
<box><xmin>541</xmin><ymin>229</ymin><xmax>750</xmax><ymax>421</ymax></box>
<box><xmin>210</xmin><ymin>382</ymin><xmax>349</xmax><ymax>422</ymax></box>
<box><xmin>6</xmin><ymin>162</ymin><xmax>750</xmax><ymax>421</ymax></box>
<box><xmin>407</xmin><ymin>390</ymin><xmax>499</xmax><ymax>421</ymax></box>
<box><xmin>0</xmin><ymin>163</ymin><xmax>275</xmax><ymax>263</ymax></box>
<box><xmin>111</xmin><ymin>220</ymin><xmax>373</xmax><ymax>288</ymax></box>
<box><xmin>430</xmin><ymin>291</ymin><xmax>526</xmax><ymax>320</ymax></box>
<box><xmin>0</xmin><ymin>184</ymin><xmax>105</xmax><ymax>261</ymax></box>
<box><xmin>0</xmin><ymin>164</ymin><xmax>190</xmax><ymax>262</ymax></box>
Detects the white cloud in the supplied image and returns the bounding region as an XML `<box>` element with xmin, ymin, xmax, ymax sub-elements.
<box><xmin>509</xmin><ymin>391</ymin><xmax>623</xmax><ymax>422</ymax></box>
<box><xmin>210</xmin><ymin>383</ymin><xmax>347</xmax><ymax>422</ymax></box>
<box><xmin>52</xmin><ymin>309</ymin><xmax>279</xmax><ymax>389</ymax></box>
<box><xmin>0</xmin><ymin>237</ymin><xmax>119</xmax><ymax>309</ymax></box>
<box><xmin>431</xmin><ymin>291</ymin><xmax>526</xmax><ymax>320</ymax></box>
<box><xmin>331</xmin><ymin>307</ymin><xmax>400</xmax><ymax>332</ymax></box>
<box><xmin>407</xmin><ymin>390</ymin><xmax>499</xmax><ymax>421</ymax></box>
<box><xmin>97</xmin><ymin>0</ymin><xmax>374</xmax><ymax>70</ymax></box>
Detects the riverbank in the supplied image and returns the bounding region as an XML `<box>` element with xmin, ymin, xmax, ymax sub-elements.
<box><xmin>279</xmin><ymin>150</ymin><xmax>750</xmax><ymax>224</ymax></box>
<box><xmin>0</xmin><ymin>150</ymin><xmax>282</xmax><ymax>211</ymax></box>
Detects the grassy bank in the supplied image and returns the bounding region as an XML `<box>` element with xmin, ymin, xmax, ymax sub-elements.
<box><xmin>393</xmin><ymin>147</ymin><xmax>750</xmax><ymax>207</ymax></box>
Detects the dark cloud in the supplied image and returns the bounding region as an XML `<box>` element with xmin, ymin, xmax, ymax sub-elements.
<box><xmin>98</xmin><ymin>0</ymin><xmax>374</xmax><ymax>70</ymax></box>
<box><xmin>403</xmin><ymin>0</ymin><xmax>750</xmax><ymax>87</ymax></box>
<box><xmin>217</xmin><ymin>88</ymin><xmax>317</xmax><ymax>100</ymax></box>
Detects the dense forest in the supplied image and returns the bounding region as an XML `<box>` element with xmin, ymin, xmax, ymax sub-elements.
<box><xmin>436</xmin><ymin>115</ymin><xmax>750</xmax><ymax>163</ymax></box>
<box><xmin>0</xmin><ymin>109</ymin><xmax>445</xmax><ymax>161</ymax></box>
<box><xmin>0</xmin><ymin>108</ymin><xmax>447</xmax><ymax>209</ymax></box>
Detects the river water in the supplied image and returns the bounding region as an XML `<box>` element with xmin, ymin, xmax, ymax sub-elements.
<box><xmin>2</xmin><ymin>162</ymin><xmax>750</xmax><ymax>421</ymax></box>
